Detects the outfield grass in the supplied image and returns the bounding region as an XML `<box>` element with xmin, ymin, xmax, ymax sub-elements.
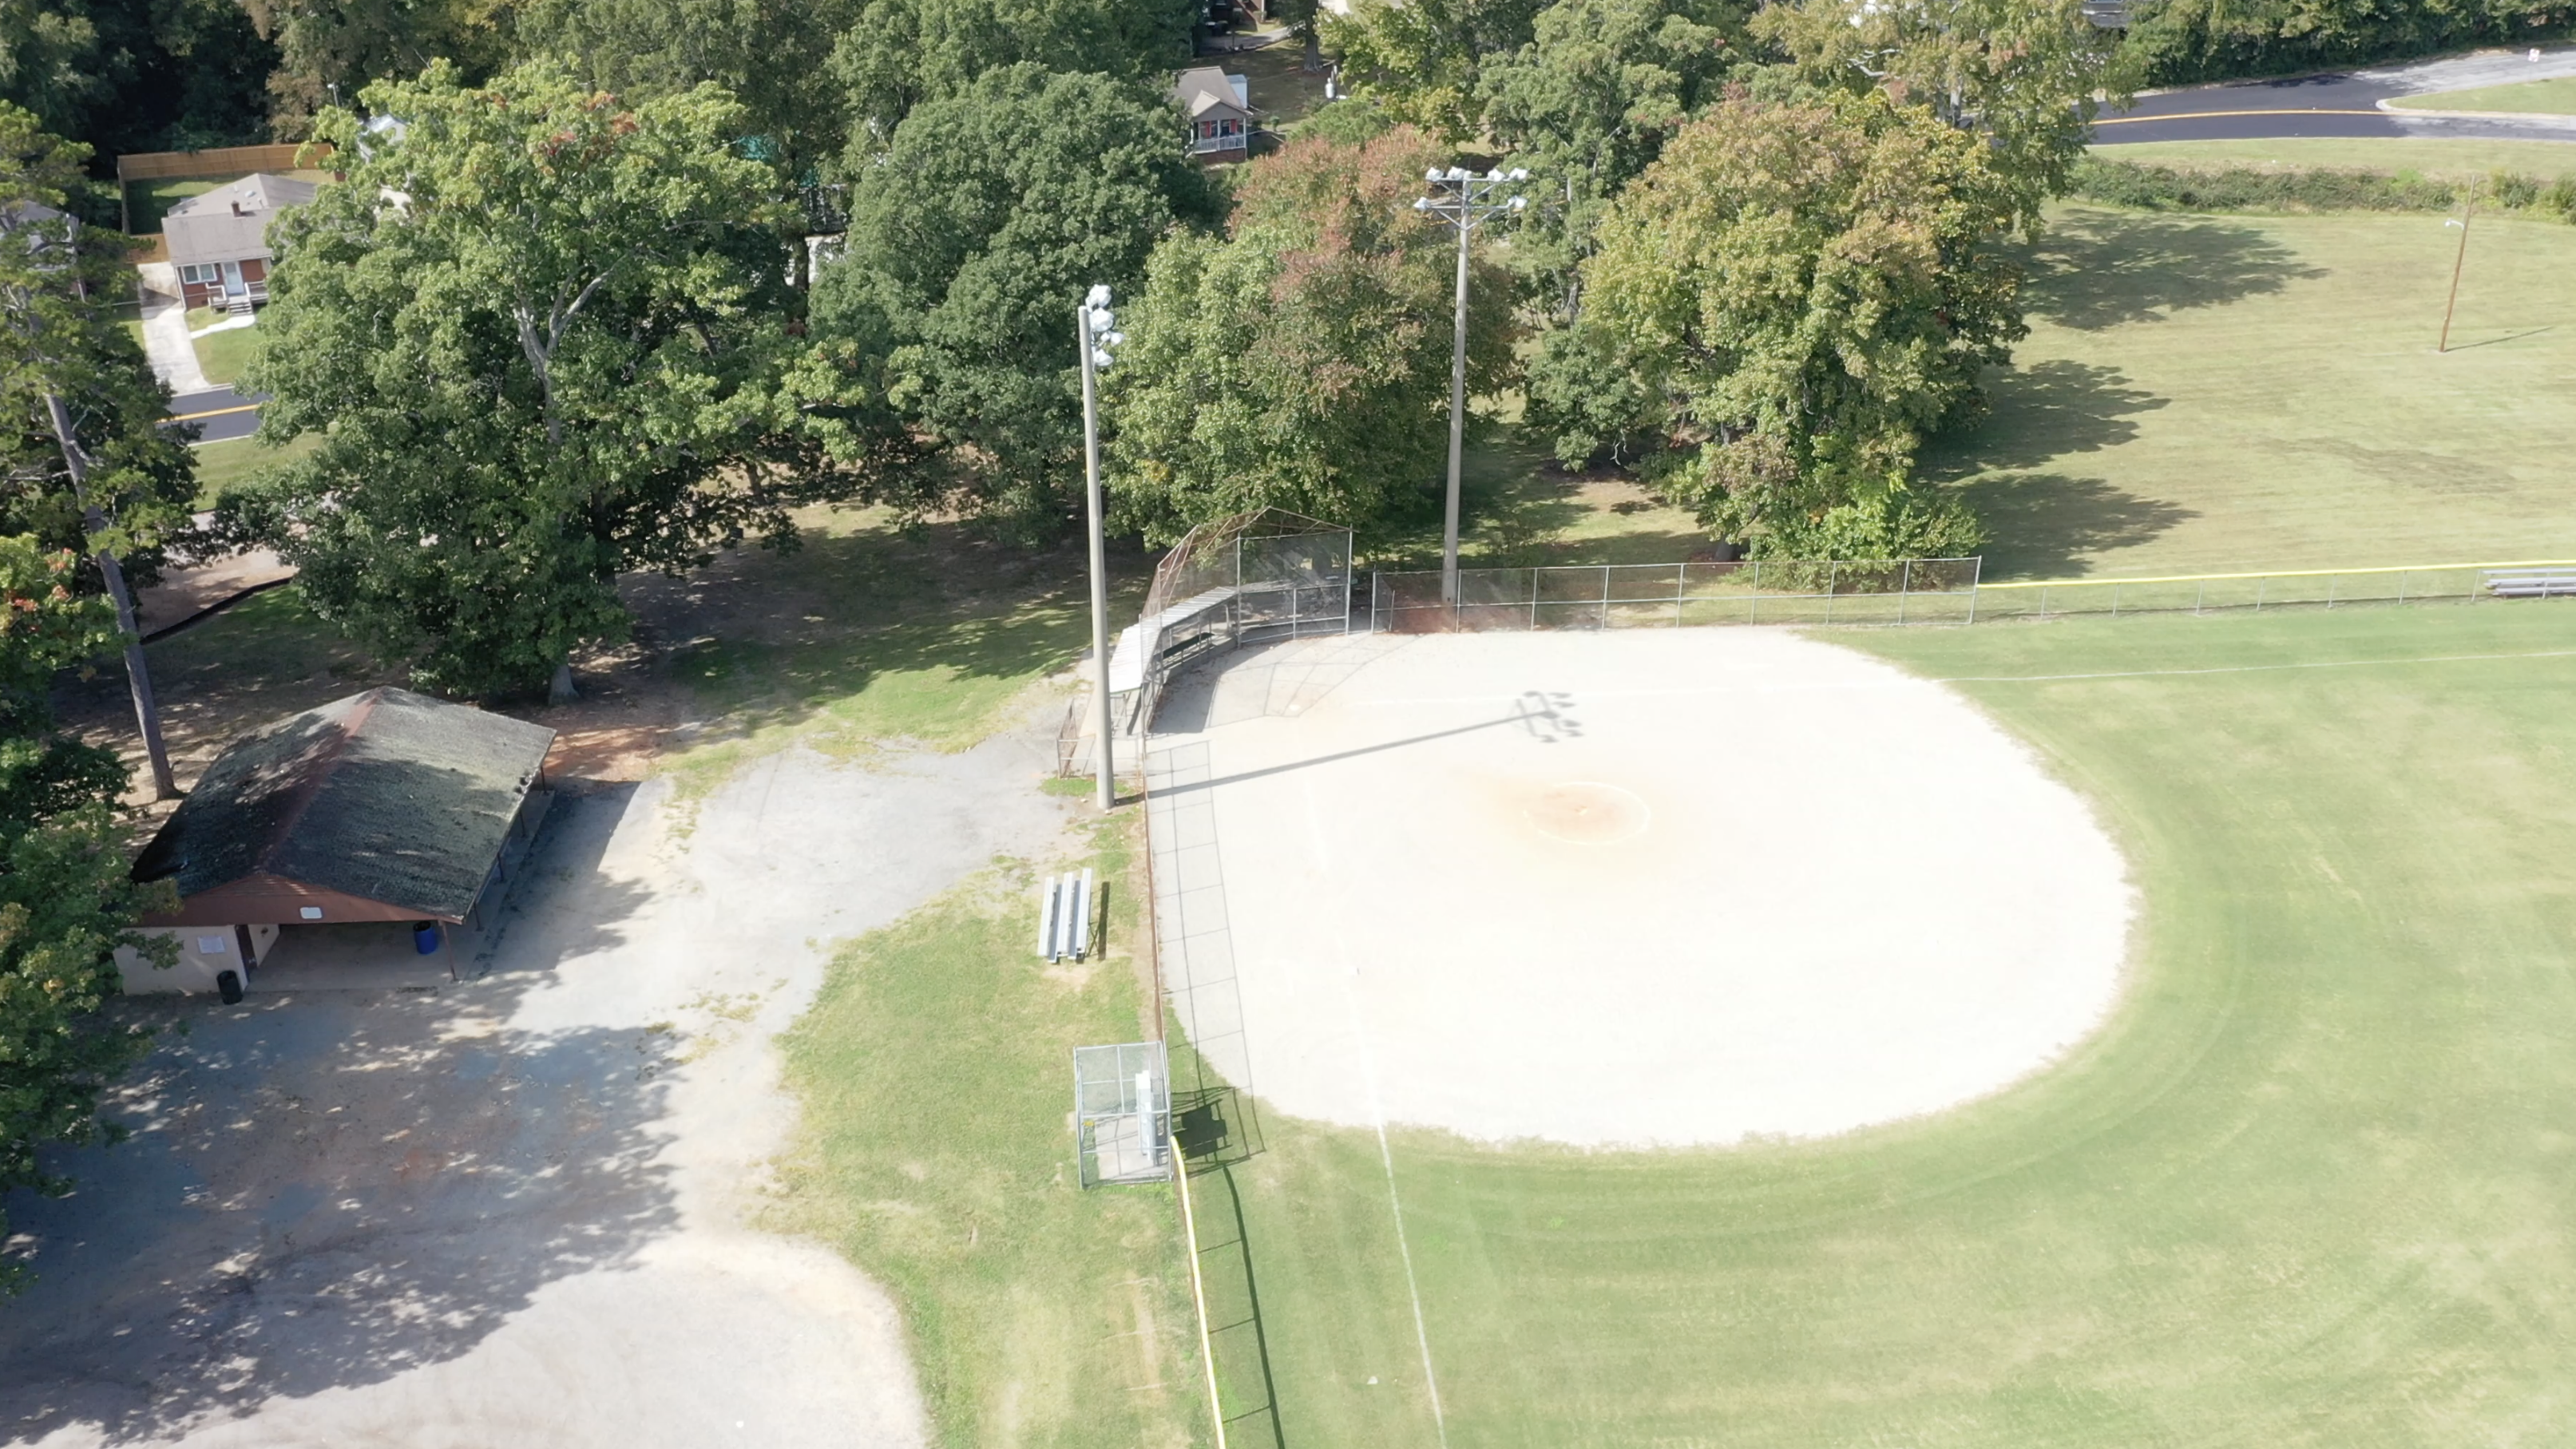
<box><xmin>1200</xmin><ymin>600</ymin><xmax>2576</xmax><ymax>1447</ymax></box>
<box><xmin>1923</xmin><ymin>200</ymin><xmax>2576</xmax><ymax>579</ymax></box>
<box><xmin>2388</xmin><ymin>77</ymin><xmax>2576</xmax><ymax>114</ymax></box>
<box><xmin>2095</xmin><ymin>136</ymin><xmax>2576</xmax><ymax>177</ymax></box>
<box><xmin>770</xmin><ymin>818</ymin><xmax>1210</xmax><ymax>1449</ymax></box>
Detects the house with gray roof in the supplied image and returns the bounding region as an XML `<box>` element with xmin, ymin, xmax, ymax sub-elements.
<box><xmin>120</xmin><ymin>687</ymin><xmax>556</xmax><ymax>995</ymax></box>
<box><xmin>162</xmin><ymin>172</ymin><xmax>319</xmax><ymax>311</ymax></box>
<box><xmin>1174</xmin><ymin>67</ymin><xmax>1254</xmax><ymax>163</ymax></box>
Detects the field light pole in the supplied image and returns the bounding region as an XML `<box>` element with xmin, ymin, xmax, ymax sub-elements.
<box><xmin>1416</xmin><ymin>166</ymin><xmax>1528</xmax><ymax>608</ymax></box>
<box><xmin>1077</xmin><ymin>285</ymin><xmax>1126</xmax><ymax>812</ymax></box>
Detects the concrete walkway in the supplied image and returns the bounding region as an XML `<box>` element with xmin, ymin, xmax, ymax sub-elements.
<box><xmin>134</xmin><ymin>263</ymin><xmax>212</xmax><ymax>393</ymax></box>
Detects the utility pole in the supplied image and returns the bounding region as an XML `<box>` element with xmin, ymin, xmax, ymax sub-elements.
<box><xmin>1413</xmin><ymin>167</ymin><xmax>1528</xmax><ymax>610</ymax></box>
<box><xmin>46</xmin><ymin>392</ymin><xmax>177</xmax><ymax>799</ymax></box>
<box><xmin>2439</xmin><ymin>180</ymin><xmax>2477</xmax><ymax>354</ymax></box>
<box><xmin>7</xmin><ymin>200</ymin><xmax>179</xmax><ymax>798</ymax></box>
<box><xmin>1076</xmin><ymin>286</ymin><xmax>1125</xmax><ymax>812</ymax></box>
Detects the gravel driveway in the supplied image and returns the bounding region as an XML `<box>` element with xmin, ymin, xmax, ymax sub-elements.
<box><xmin>0</xmin><ymin>714</ymin><xmax>1073</xmax><ymax>1447</ymax></box>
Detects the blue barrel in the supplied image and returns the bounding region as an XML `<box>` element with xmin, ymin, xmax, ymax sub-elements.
<box><xmin>414</xmin><ymin>921</ymin><xmax>441</xmax><ymax>955</ymax></box>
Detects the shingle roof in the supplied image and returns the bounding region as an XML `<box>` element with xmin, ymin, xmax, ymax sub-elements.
<box><xmin>133</xmin><ymin>688</ymin><xmax>557</xmax><ymax>920</ymax></box>
<box><xmin>1173</xmin><ymin>67</ymin><xmax>1252</xmax><ymax>121</ymax></box>
<box><xmin>162</xmin><ymin>172</ymin><xmax>319</xmax><ymax>267</ymax></box>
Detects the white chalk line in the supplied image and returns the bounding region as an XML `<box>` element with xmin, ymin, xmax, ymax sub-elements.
<box><xmin>1301</xmin><ymin>777</ymin><xmax>1449</xmax><ymax>1449</ymax></box>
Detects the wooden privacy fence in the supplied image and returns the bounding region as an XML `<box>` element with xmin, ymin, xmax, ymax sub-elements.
<box><xmin>115</xmin><ymin>143</ymin><xmax>332</xmax><ymax>182</ymax></box>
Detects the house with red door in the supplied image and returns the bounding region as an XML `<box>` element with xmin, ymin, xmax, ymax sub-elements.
<box><xmin>164</xmin><ymin>172</ymin><xmax>317</xmax><ymax>311</ymax></box>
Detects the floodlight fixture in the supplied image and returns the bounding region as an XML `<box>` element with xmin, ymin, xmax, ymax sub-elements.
<box><xmin>1426</xmin><ymin>167</ymin><xmax>1443</xmax><ymax>183</ymax></box>
<box><xmin>1086</xmin><ymin>283</ymin><xmax>1112</xmax><ymax>308</ymax></box>
<box><xmin>1509</xmin><ymin>168</ymin><xmax>1529</xmax><ymax>181</ymax></box>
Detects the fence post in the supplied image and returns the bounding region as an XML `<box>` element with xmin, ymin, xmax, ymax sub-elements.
<box><xmin>1600</xmin><ymin>564</ymin><xmax>1611</xmax><ymax>630</ymax></box>
<box><xmin>2256</xmin><ymin>576</ymin><xmax>2266</xmax><ymax>613</ymax></box>
<box><xmin>2195</xmin><ymin>580</ymin><xmax>2205</xmax><ymax>616</ymax></box>
<box><xmin>2396</xmin><ymin>570</ymin><xmax>2408</xmax><ymax>606</ymax></box>
<box><xmin>1825</xmin><ymin>561</ymin><xmax>1837</xmax><ymax>625</ymax></box>
<box><xmin>2326</xmin><ymin>574</ymin><xmax>2337</xmax><ymax>610</ymax></box>
<box><xmin>1898</xmin><ymin>559</ymin><xmax>1912</xmax><ymax>625</ymax></box>
<box><xmin>2040</xmin><ymin>584</ymin><xmax>2050</xmax><ymax>618</ymax></box>
<box><xmin>1529</xmin><ymin>568</ymin><xmax>1540</xmax><ymax>631</ymax></box>
<box><xmin>2112</xmin><ymin>583</ymin><xmax>2121</xmax><ymax>618</ymax></box>
<box><xmin>1371</xmin><ymin>570</ymin><xmax>1382</xmax><ymax>633</ymax></box>
<box><xmin>1674</xmin><ymin>561</ymin><xmax>1686</xmax><ymax>628</ymax></box>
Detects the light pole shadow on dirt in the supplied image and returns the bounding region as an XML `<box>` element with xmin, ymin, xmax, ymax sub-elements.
<box><xmin>0</xmin><ymin>787</ymin><xmax>673</xmax><ymax>1447</ymax></box>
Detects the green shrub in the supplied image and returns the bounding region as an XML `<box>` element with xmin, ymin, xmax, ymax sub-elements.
<box><xmin>2538</xmin><ymin>175</ymin><xmax>2576</xmax><ymax>220</ymax></box>
<box><xmin>2067</xmin><ymin>159</ymin><xmax>2461</xmax><ymax>214</ymax></box>
<box><xmin>1759</xmin><ymin>489</ymin><xmax>1984</xmax><ymax>562</ymax></box>
<box><xmin>2487</xmin><ymin>168</ymin><xmax>2542</xmax><ymax>209</ymax></box>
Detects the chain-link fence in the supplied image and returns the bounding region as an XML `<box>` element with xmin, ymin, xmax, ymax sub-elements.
<box><xmin>1368</xmin><ymin>557</ymin><xmax>1983</xmax><ymax>633</ymax></box>
<box><xmin>1970</xmin><ymin>560</ymin><xmax>2576</xmax><ymax>621</ymax></box>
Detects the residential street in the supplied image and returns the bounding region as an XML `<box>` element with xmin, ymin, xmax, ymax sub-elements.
<box><xmin>166</xmin><ymin>387</ymin><xmax>261</xmax><ymax>443</ymax></box>
<box><xmin>2098</xmin><ymin>42</ymin><xmax>2576</xmax><ymax>143</ymax></box>
<box><xmin>0</xmin><ymin>715</ymin><xmax>1076</xmax><ymax>1447</ymax></box>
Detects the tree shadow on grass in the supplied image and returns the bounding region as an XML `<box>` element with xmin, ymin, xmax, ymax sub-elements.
<box><xmin>628</xmin><ymin>517</ymin><xmax>1155</xmax><ymax>751</ymax></box>
<box><xmin>1927</xmin><ymin>360</ymin><xmax>2171</xmax><ymax>480</ymax></box>
<box><xmin>1953</xmin><ymin>473</ymin><xmax>2202</xmax><ymax>580</ymax></box>
<box><xmin>2015</xmin><ymin>209</ymin><xmax>2328</xmax><ymax>331</ymax></box>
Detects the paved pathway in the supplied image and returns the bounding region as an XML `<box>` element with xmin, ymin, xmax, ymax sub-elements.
<box><xmin>133</xmin><ymin>263</ymin><xmax>211</xmax><ymax>394</ymax></box>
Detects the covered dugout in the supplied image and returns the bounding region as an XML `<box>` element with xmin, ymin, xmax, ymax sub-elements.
<box><xmin>1104</xmin><ymin>509</ymin><xmax>1352</xmax><ymax>737</ymax></box>
<box><xmin>118</xmin><ymin>687</ymin><xmax>557</xmax><ymax>995</ymax></box>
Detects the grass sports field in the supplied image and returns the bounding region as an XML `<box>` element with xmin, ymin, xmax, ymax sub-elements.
<box><xmin>1189</xmin><ymin>601</ymin><xmax>2576</xmax><ymax>1447</ymax></box>
<box><xmin>1925</xmin><ymin>200</ymin><xmax>2576</xmax><ymax>579</ymax></box>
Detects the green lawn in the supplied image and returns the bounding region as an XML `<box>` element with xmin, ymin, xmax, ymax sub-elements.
<box><xmin>188</xmin><ymin>432</ymin><xmax>319</xmax><ymax>506</ymax></box>
<box><xmin>190</xmin><ymin>321</ymin><xmax>259</xmax><ymax>386</ymax></box>
<box><xmin>645</xmin><ymin>509</ymin><xmax>1154</xmax><ymax>802</ymax></box>
<box><xmin>2388</xmin><ymin>76</ymin><xmax>2576</xmax><ymax>114</ymax></box>
<box><xmin>770</xmin><ymin>818</ymin><xmax>1211</xmax><ymax>1449</ymax></box>
<box><xmin>1201</xmin><ymin>600</ymin><xmax>2576</xmax><ymax>1447</ymax></box>
<box><xmin>1921</xmin><ymin>200</ymin><xmax>2576</xmax><ymax>579</ymax></box>
<box><xmin>2094</xmin><ymin>136</ymin><xmax>2576</xmax><ymax>177</ymax></box>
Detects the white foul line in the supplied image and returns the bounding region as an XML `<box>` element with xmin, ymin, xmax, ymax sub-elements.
<box><xmin>1302</xmin><ymin>778</ymin><xmax>1450</xmax><ymax>1449</ymax></box>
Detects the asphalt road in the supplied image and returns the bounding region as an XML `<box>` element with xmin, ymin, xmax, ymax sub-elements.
<box><xmin>166</xmin><ymin>386</ymin><xmax>263</xmax><ymax>443</ymax></box>
<box><xmin>2097</xmin><ymin>44</ymin><xmax>2576</xmax><ymax>145</ymax></box>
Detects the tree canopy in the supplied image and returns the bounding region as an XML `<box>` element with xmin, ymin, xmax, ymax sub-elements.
<box><xmin>1585</xmin><ymin>89</ymin><xmax>2019</xmax><ymax>556</ymax></box>
<box><xmin>1105</xmin><ymin>128</ymin><xmax>1518</xmax><ymax>544</ymax></box>
<box><xmin>1325</xmin><ymin>0</ymin><xmax>1550</xmax><ymax>141</ymax></box>
<box><xmin>0</xmin><ymin>106</ymin><xmax>195</xmax><ymax>591</ymax></box>
<box><xmin>1754</xmin><ymin>0</ymin><xmax>2132</xmax><ymax>228</ymax></box>
<box><xmin>830</xmin><ymin>0</ymin><xmax>1197</xmax><ymax>139</ymax></box>
<box><xmin>804</xmin><ymin>63</ymin><xmax>1217</xmax><ymax>541</ymax></box>
<box><xmin>232</xmin><ymin>61</ymin><xmax>854</xmax><ymax>699</ymax></box>
<box><xmin>0</xmin><ymin>108</ymin><xmax>172</xmax><ymax>1294</ymax></box>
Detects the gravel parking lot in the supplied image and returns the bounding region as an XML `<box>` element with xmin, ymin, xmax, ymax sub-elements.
<box><xmin>0</xmin><ymin>719</ymin><xmax>1072</xmax><ymax>1447</ymax></box>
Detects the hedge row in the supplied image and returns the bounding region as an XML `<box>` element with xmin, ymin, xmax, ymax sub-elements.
<box><xmin>2067</xmin><ymin>159</ymin><xmax>2576</xmax><ymax>219</ymax></box>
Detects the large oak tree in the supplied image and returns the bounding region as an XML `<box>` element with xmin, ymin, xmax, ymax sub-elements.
<box><xmin>1585</xmin><ymin>89</ymin><xmax>2019</xmax><ymax>556</ymax></box>
<box><xmin>235</xmin><ymin>61</ymin><xmax>861</xmax><ymax>700</ymax></box>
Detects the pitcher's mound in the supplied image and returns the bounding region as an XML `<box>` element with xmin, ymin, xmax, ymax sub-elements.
<box><xmin>1150</xmin><ymin>629</ymin><xmax>2132</xmax><ymax>1147</ymax></box>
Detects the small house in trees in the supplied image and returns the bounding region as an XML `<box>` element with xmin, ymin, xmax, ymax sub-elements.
<box><xmin>163</xmin><ymin>173</ymin><xmax>318</xmax><ymax>311</ymax></box>
<box><xmin>117</xmin><ymin>688</ymin><xmax>556</xmax><ymax>996</ymax></box>
<box><xmin>1174</xmin><ymin>68</ymin><xmax>1254</xmax><ymax>163</ymax></box>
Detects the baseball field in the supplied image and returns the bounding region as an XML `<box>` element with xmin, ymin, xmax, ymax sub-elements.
<box><xmin>1171</xmin><ymin>600</ymin><xmax>2576</xmax><ymax>1447</ymax></box>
